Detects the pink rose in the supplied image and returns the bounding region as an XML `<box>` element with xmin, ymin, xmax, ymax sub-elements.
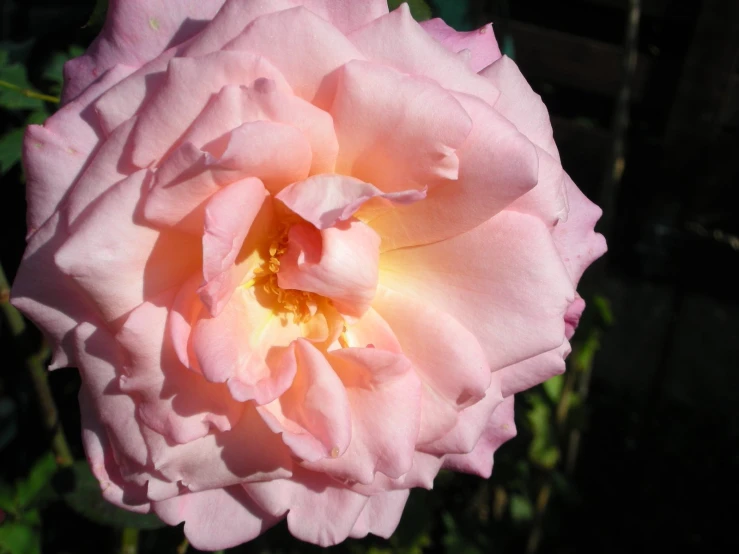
<box><xmin>12</xmin><ymin>1</ymin><xmax>606</xmax><ymax>549</ymax></box>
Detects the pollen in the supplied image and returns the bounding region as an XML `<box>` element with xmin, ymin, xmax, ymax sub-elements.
<box><xmin>243</xmin><ymin>223</ymin><xmax>319</xmax><ymax>324</ymax></box>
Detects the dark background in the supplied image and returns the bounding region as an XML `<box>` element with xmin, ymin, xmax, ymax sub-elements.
<box><xmin>1</xmin><ymin>1</ymin><xmax>738</xmax><ymax>552</ymax></box>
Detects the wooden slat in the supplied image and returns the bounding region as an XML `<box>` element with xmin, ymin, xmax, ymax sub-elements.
<box><xmin>496</xmin><ymin>20</ymin><xmax>651</xmax><ymax>101</ymax></box>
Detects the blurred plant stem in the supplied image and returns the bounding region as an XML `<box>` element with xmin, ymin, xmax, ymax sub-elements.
<box><xmin>0</xmin><ymin>79</ymin><xmax>60</xmax><ymax>104</ymax></box>
<box><xmin>176</xmin><ymin>538</ymin><xmax>189</xmax><ymax>554</ymax></box>
<box><xmin>0</xmin><ymin>263</ymin><xmax>73</xmax><ymax>467</ymax></box>
<box><xmin>120</xmin><ymin>528</ymin><xmax>139</xmax><ymax>554</ymax></box>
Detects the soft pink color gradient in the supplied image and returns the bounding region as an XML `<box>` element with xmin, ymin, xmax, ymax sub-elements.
<box><xmin>13</xmin><ymin>1</ymin><xmax>606</xmax><ymax>550</ymax></box>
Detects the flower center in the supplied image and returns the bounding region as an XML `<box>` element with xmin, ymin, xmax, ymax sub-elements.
<box><xmin>242</xmin><ymin>223</ymin><xmax>321</xmax><ymax>324</ymax></box>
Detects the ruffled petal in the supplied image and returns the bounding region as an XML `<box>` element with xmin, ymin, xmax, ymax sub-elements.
<box><xmin>62</xmin><ymin>0</ymin><xmax>226</xmax><ymax>103</ymax></box>
<box><xmin>372</xmin><ymin>287</ymin><xmax>491</xmax><ymax>444</ymax></box>
<box><xmin>153</xmin><ymin>486</ymin><xmax>277</xmax><ymax>551</ymax></box>
<box><xmin>421</xmin><ymin>19</ymin><xmax>502</xmax><ymax>72</ymax></box>
<box><xmin>330</xmin><ymin>60</ymin><xmax>472</xmax><ymax>191</ymax></box>
<box><xmin>349</xmin><ymin>489</ymin><xmax>410</xmax><ymax>539</ymax></box>
<box><xmin>199</xmin><ymin>177</ymin><xmax>268</xmax><ymax>315</ymax></box>
<box><xmin>276</xmin><ymin>174</ymin><xmax>425</xmax><ymax>230</ymax></box>
<box><xmin>349</xmin><ymin>4</ymin><xmax>500</xmax><ymax>105</ymax></box>
<box><xmin>190</xmin><ymin>287</ymin><xmax>301</xmax><ymax>403</ymax></box>
<box><xmin>277</xmin><ymin>221</ymin><xmax>380</xmax><ymax>319</ymax></box>
<box><xmin>552</xmin><ymin>177</ymin><xmax>608</xmax><ymax>286</ymax></box>
<box><xmin>442</xmin><ymin>395</ymin><xmax>517</xmax><ymax>478</ymax></box>
<box><xmin>498</xmin><ymin>341</ymin><xmax>571</xmax><ymax>398</ymax></box>
<box><xmin>304</xmin><ymin>348</ymin><xmax>422</xmax><ymax>484</ymax></box>
<box><xmin>368</xmin><ymin>92</ymin><xmax>538</xmax><ymax>251</ymax></box>
<box><xmin>130</xmin><ymin>51</ymin><xmax>290</xmax><ymax>167</ymax></box>
<box><xmin>55</xmin><ymin>170</ymin><xmax>201</xmax><ymax>323</ymax></box>
<box><xmin>224</xmin><ymin>7</ymin><xmax>364</xmax><ymax>109</ymax></box>
<box><xmin>379</xmin><ymin>210</ymin><xmax>574</xmax><ymax>371</ymax></box>
<box><xmin>244</xmin><ymin>468</ymin><xmax>369</xmax><ymax>547</ymax></box>
<box><xmin>116</xmin><ymin>291</ymin><xmax>244</xmax><ymax>444</ymax></box>
<box><xmin>508</xmin><ymin>145</ymin><xmax>569</xmax><ymax>226</ymax></box>
<box><xmin>258</xmin><ymin>340</ymin><xmax>352</xmax><ymax>462</ymax></box>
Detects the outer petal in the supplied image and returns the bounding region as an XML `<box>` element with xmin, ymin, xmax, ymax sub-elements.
<box><xmin>421</xmin><ymin>19</ymin><xmax>502</xmax><ymax>72</ymax></box>
<box><xmin>304</xmin><ymin>348</ymin><xmax>422</xmax><ymax>485</ymax></box>
<box><xmin>153</xmin><ymin>486</ymin><xmax>277</xmax><ymax>551</ymax></box>
<box><xmin>498</xmin><ymin>341</ymin><xmax>571</xmax><ymax>398</ymax></box>
<box><xmin>130</xmin><ymin>51</ymin><xmax>291</xmax><ymax>167</ymax></box>
<box><xmin>183</xmin><ymin>0</ymin><xmax>387</xmax><ymax>57</ymax></box>
<box><xmin>224</xmin><ymin>7</ymin><xmax>365</xmax><ymax>109</ymax></box>
<box><xmin>276</xmin><ymin>174</ymin><xmax>425</xmax><ymax>230</ymax></box>
<box><xmin>349</xmin><ymin>4</ymin><xmax>500</xmax><ymax>105</ymax></box>
<box><xmin>368</xmin><ymin>92</ymin><xmax>538</xmax><ymax>251</ymax></box>
<box><xmin>244</xmin><ymin>468</ymin><xmax>369</xmax><ymax>547</ymax></box>
<box><xmin>330</xmin><ymin>60</ymin><xmax>472</xmax><ymax>191</ymax></box>
<box><xmin>482</xmin><ymin>55</ymin><xmax>558</xmax><ymax>160</ymax></box>
<box><xmin>442</xmin><ymin>395</ymin><xmax>517</xmax><ymax>478</ymax></box>
<box><xmin>349</xmin><ymin>489</ymin><xmax>410</xmax><ymax>539</ymax></box>
<box><xmin>508</xmin><ymin>145</ymin><xmax>569</xmax><ymax>226</ymax></box>
<box><xmin>257</xmin><ymin>340</ymin><xmax>352</xmax><ymax>461</ymax></box>
<box><xmin>277</xmin><ymin>221</ymin><xmax>381</xmax><ymax>319</ymax></box>
<box><xmin>379</xmin><ymin>210</ymin><xmax>574</xmax><ymax>371</ymax></box>
<box><xmin>62</xmin><ymin>0</ymin><xmax>226</xmax><ymax>103</ymax></box>
<box><xmin>11</xmin><ymin>213</ymin><xmax>96</xmax><ymax>369</ymax></box>
<box><xmin>55</xmin><ymin>170</ymin><xmax>201</xmax><ymax>323</ymax></box>
<box><xmin>372</xmin><ymin>287</ymin><xmax>491</xmax><ymax>444</ymax></box>
<box><xmin>552</xmin><ymin>177</ymin><xmax>608</xmax><ymax>286</ymax></box>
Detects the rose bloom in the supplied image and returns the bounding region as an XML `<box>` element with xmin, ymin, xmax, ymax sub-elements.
<box><xmin>12</xmin><ymin>0</ymin><xmax>606</xmax><ymax>549</ymax></box>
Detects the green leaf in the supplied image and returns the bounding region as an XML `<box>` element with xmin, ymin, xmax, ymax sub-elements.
<box><xmin>0</xmin><ymin>128</ymin><xmax>24</xmax><ymax>175</ymax></box>
<box><xmin>60</xmin><ymin>462</ymin><xmax>165</xmax><ymax>530</ymax></box>
<box><xmin>526</xmin><ymin>397</ymin><xmax>560</xmax><ymax>469</ymax></box>
<box><xmin>85</xmin><ymin>0</ymin><xmax>108</xmax><ymax>29</ymax></box>
<box><xmin>0</xmin><ymin>522</ymin><xmax>40</xmax><ymax>554</ymax></box>
<box><xmin>14</xmin><ymin>453</ymin><xmax>56</xmax><ymax>509</ymax></box>
<box><xmin>509</xmin><ymin>494</ymin><xmax>534</xmax><ymax>522</ymax></box>
<box><xmin>0</xmin><ymin>52</ymin><xmax>44</xmax><ymax>110</ymax></box>
<box><xmin>592</xmin><ymin>295</ymin><xmax>614</xmax><ymax>325</ymax></box>
<box><xmin>388</xmin><ymin>0</ymin><xmax>433</xmax><ymax>21</ymax></box>
<box><xmin>542</xmin><ymin>374</ymin><xmax>564</xmax><ymax>404</ymax></box>
<box><xmin>0</xmin><ymin>482</ymin><xmax>15</xmax><ymax>514</ymax></box>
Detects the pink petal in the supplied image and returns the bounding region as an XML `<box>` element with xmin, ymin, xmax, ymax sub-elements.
<box><xmin>304</xmin><ymin>348</ymin><xmax>422</xmax><ymax>484</ymax></box>
<box><xmin>379</xmin><ymin>210</ymin><xmax>574</xmax><ymax>371</ymax></box>
<box><xmin>498</xmin><ymin>341</ymin><xmax>571</xmax><ymax>398</ymax></box>
<box><xmin>55</xmin><ymin>170</ymin><xmax>201</xmax><ymax>323</ymax></box>
<box><xmin>144</xmin><ymin>122</ymin><xmax>310</xmax><ymax>233</ymax></box>
<box><xmin>78</xmin><ymin>387</ymin><xmax>150</xmax><ymax>513</ymax></box>
<box><xmin>552</xmin><ymin>177</ymin><xmax>608</xmax><ymax>286</ymax></box>
<box><xmin>442</xmin><ymin>395</ymin><xmax>517</xmax><ymax>478</ymax></box>
<box><xmin>421</xmin><ymin>19</ymin><xmax>502</xmax><ymax>72</ymax></box>
<box><xmin>331</xmin><ymin>60</ymin><xmax>472</xmax><ymax>191</ymax></box>
<box><xmin>257</xmin><ymin>340</ymin><xmax>352</xmax><ymax>461</ymax></box>
<box><xmin>350</xmin><ymin>451</ymin><xmax>443</xmax><ymax>495</ymax></box>
<box><xmin>244</xmin><ymin>468</ymin><xmax>369</xmax><ymax>547</ymax></box>
<box><xmin>116</xmin><ymin>291</ymin><xmax>244</xmax><ymax>444</ymax></box>
<box><xmin>277</xmin><ymin>221</ymin><xmax>381</xmax><ymax>319</ymax></box>
<box><xmin>349</xmin><ymin>4</ymin><xmax>500</xmax><ymax>106</ymax></box>
<box><xmin>482</xmin><ymin>55</ymin><xmax>559</xmax><ymax>160</ymax></box>
<box><xmin>342</xmin><ymin>307</ymin><xmax>403</xmax><ymax>352</ymax></box>
<box><xmin>62</xmin><ymin>0</ymin><xmax>226</xmax><ymax>103</ymax></box>
<box><xmin>372</xmin><ymin>287</ymin><xmax>492</xmax><ymax>444</ymax></box>
<box><xmin>11</xmin><ymin>213</ymin><xmax>93</xmax><ymax>369</ymax></box>
<box><xmin>349</xmin><ymin>489</ymin><xmax>410</xmax><ymax>539</ymax></box>
<box><xmin>225</xmin><ymin>7</ymin><xmax>364</xmax><ymax>109</ymax></box>
<box><xmin>277</xmin><ymin>174</ymin><xmax>426</xmax><ymax>230</ymax></box>
<box><xmin>199</xmin><ymin>178</ymin><xmax>268</xmax><ymax>315</ymax></box>
<box><xmin>565</xmin><ymin>296</ymin><xmax>586</xmax><ymax>340</ymax></box>
<box><xmin>153</xmin><ymin>486</ymin><xmax>277</xmax><ymax>551</ymax></box>
<box><xmin>181</xmin><ymin>79</ymin><xmax>339</xmax><ymax>175</ymax></box>
<box><xmin>369</xmin><ymin>92</ymin><xmax>538</xmax><ymax>251</ymax></box>
<box><xmin>65</xmin><ymin>118</ymin><xmax>138</xmax><ymax>224</ymax></box>
<box><xmin>130</xmin><ymin>51</ymin><xmax>290</xmax><ymax>168</ymax></box>
<box><xmin>508</xmin><ymin>145</ymin><xmax>570</xmax><ymax>226</ymax></box>
<box><xmin>421</xmin><ymin>374</ymin><xmax>504</xmax><ymax>456</ymax></box>
<box><xmin>190</xmin><ymin>288</ymin><xmax>301</xmax><ymax>403</ymax></box>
